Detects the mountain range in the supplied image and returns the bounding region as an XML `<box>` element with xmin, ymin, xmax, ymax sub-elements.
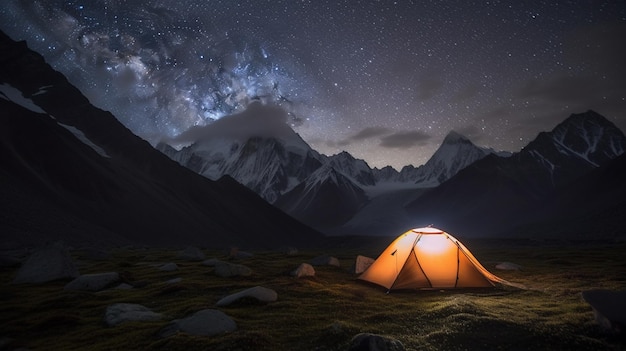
<box><xmin>158</xmin><ymin>105</ymin><xmax>511</xmax><ymax>231</ymax></box>
<box><xmin>0</xmin><ymin>31</ymin><xmax>322</xmax><ymax>249</ymax></box>
<box><xmin>159</xmin><ymin>103</ymin><xmax>625</xmax><ymax>239</ymax></box>
<box><xmin>2</xmin><ymin>29</ymin><xmax>625</xmax><ymax>246</ymax></box>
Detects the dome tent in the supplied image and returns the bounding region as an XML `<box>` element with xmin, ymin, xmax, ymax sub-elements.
<box><xmin>358</xmin><ymin>227</ymin><xmax>512</xmax><ymax>291</ymax></box>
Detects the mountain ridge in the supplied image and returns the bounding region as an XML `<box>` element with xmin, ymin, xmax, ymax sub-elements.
<box><xmin>0</xmin><ymin>31</ymin><xmax>322</xmax><ymax>248</ymax></box>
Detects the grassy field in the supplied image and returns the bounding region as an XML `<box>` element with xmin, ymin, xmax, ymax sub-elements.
<box><xmin>1</xmin><ymin>238</ymin><xmax>625</xmax><ymax>350</ymax></box>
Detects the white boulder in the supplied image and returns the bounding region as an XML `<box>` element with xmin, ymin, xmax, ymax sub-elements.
<box><xmin>291</xmin><ymin>263</ymin><xmax>315</xmax><ymax>278</ymax></box>
<box><xmin>353</xmin><ymin>255</ymin><xmax>375</xmax><ymax>274</ymax></box>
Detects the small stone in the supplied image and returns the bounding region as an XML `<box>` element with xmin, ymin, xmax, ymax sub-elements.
<box><xmin>216</xmin><ymin>286</ymin><xmax>278</xmax><ymax>306</ymax></box>
<box><xmin>348</xmin><ymin>333</ymin><xmax>406</xmax><ymax>351</ymax></box>
<box><xmin>104</xmin><ymin>303</ymin><xmax>162</xmax><ymax>326</ymax></box>
<box><xmin>177</xmin><ymin>246</ymin><xmax>205</xmax><ymax>261</ymax></box>
<box><xmin>64</xmin><ymin>272</ymin><xmax>120</xmax><ymax>291</ymax></box>
<box><xmin>114</xmin><ymin>283</ymin><xmax>134</xmax><ymax>290</ymax></box>
<box><xmin>202</xmin><ymin>258</ymin><xmax>222</xmax><ymax>266</ymax></box>
<box><xmin>352</xmin><ymin>255</ymin><xmax>375</xmax><ymax>274</ymax></box>
<box><xmin>495</xmin><ymin>262</ymin><xmax>522</xmax><ymax>271</ymax></box>
<box><xmin>165</xmin><ymin>277</ymin><xmax>182</xmax><ymax>284</ymax></box>
<box><xmin>291</xmin><ymin>263</ymin><xmax>315</xmax><ymax>278</ymax></box>
<box><xmin>214</xmin><ymin>262</ymin><xmax>252</xmax><ymax>277</ymax></box>
<box><xmin>228</xmin><ymin>247</ymin><xmax>253</xmax><ymax>259</ymax></box>
<box><xmin>310</xmin><ymin>255</ymin><xmax>340</xmax><ymax>267</ymax></box>
<box><xmin>284</xmin><ymin>247</ymin><xmax>298</xmax><ymax>256</ymax></box>
<box><xmin>159</xmin><ymin>263</ymin><xmax>178</xmax><ymax>271</ymax></box>
<box><xmin>159</xmin><ymin>309</ymin><xmax>237</xmax><ymax>337</ymax></box>
<box><xmin>582</xmin><ymin>289</ymin><xmax>626</xmax><ymax>334</ymax></box>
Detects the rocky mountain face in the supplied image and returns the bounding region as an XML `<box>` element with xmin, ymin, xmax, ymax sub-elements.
<box><xmin>274</xmin><ymin>163</ymin><xmax>369</xmax><ymax>230</ymax></box>
<box><xmin>370</xmin><ymin>132</ymin><xmax>506</xmax><ymax>187</ymax></box>
<box><xmin>158</xmin><ymin>132</ymin><xmax>323</xmax><ymax>203</ymax></box>
<box><xmin>157</xmin><ymin>116</ymin><xmax>528</xmax><ymax>234</ymax></box>
<box><xmin>0</xmin><ymin>31</ymin><xmax>322</xmax><ymax>248</ymax></box>
<box><xmin>405</xmin><ymin>110</ymin><xmax>626</xmax><ymax>238</ymax></box>
<box><xmin>411</xmin><ymin>131</ymin><xmax>504</xmax><ymax>187</ymax></box>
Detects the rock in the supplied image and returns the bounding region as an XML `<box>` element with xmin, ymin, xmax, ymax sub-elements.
<box><xmin>104</xmin><ymin>303</ymin><xmax>162</xmax><ymax>326</ymax></box>
<box><xmin>348</xmin><ymin>333</ymin><xmax>406</xmax><ymax>351</ymax></box>
<box><xmin>214</xmin><ymin>262</ymin><xmax>252</xmax><ymax>277</ymax></box>
<box><xmin>228</xmin><ymin>247</ymin><xmax>253</xmax><ymax>259</ymax></box>
<box><xmin>291</xmin><ymin>263</ymin><xmax>315</xmax><ymax>278</ymax></box>
<box><xmin>216</xmin><ymin>286</ymin><xmax>278</xmax><ymax>307</ymax></box>
<box><xmin>64</xmin><ymin>272</ymin><xmax>120</xmax><ymax>291</ymax></box>
<box><xmin>13</xmin><ymin>243</ymin><xmax>79</xmax><ymax>284</ymax></box>
<box><xmin>159</xmin><ymin>263</ymin><xmax>178</xmax><ymax>271</ymax></box>
<box><xmin>114</xmin><ymin>283</ymin><xmax>134</xmax><ymax>290</ymax></box>
<box><xmin>352</xmin><ymin>255</ymin><xmax>375</xmax><ymax>274</ymax></box>
<box><xmin>202</xmin><ymin>258</ymin><xmax>222</xmax><ymax>266</ymax></box>
<box><xmin>165</xmin><ymin>277</ymin><xmax>182</xmax><ymax>284</ymax></box>
<box><xmin>234</xmin><ymin>251</ymin><xmax>254</xmax><ymax>259</ymax></box>
<box><xmin>495</xmin><ymin>262</ymin><xmax>522</xmax><ymax>271</ymax></box>
<box><xmin>283</xmin><ymin>246</ymin><xmax>299</xmax><ymax>256</ymax></box>
<box><xmin>159</xmin><ymin>309</ymin><xmax>237</xmax><ymax>337</ymax></box>
<box><xmin>177</xmin><ymin>246</ymin><xmax>205</xmax><ymax>261</ymax></box>
<box><xmin>310</xmin><ymin>255</ymin><xmax>340</xmax><ymax>267</ymax></box>
<box><xmin>582</xmin><ymin>289</ymin><xmax>626</xmax><ymax>333</ymax></box>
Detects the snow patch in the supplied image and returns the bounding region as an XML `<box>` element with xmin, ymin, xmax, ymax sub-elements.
<box><xmin>32</xmin><ymin>85</ymin><xmax>53</xmax><ymax>96</ymax></box>
<box><xmin>58</xmin><ymin>123</ymin><xmax>110</xmax><ymax>158</ymax></box>
<box><xmin>0</xmin><ymin>83</ymin><xmax>46</xmax><ymax>114</ymax></box>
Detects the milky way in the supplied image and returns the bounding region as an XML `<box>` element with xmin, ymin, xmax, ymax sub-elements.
<box><xmin>1</xmin><ymin>1</ymin><xmax>625</xmax><ymax>169</ymax></box>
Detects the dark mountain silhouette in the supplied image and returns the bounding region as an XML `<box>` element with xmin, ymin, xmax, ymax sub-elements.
<box><xmin>405</xmin><ymin>110</ymin><xmax>626</xmax><ymax>238</ymax></box>
<box><xmin>274</xmin><ymin>163</ymin><xmax>368</xmax><ymax>230</ymax></box>
<box><xmin>0</xmin><ymin>31</ymin><xmax>322</xmax><ymax>248</ymax></box>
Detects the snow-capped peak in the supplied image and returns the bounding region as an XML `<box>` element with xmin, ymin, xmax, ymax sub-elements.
<box><xmin>412</xmin><ymin>131</ymin><xmax>494</xmax><ymax>187</ymax></box>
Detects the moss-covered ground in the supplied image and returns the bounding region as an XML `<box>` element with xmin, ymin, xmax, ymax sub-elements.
<box><xmin>1</xmin><ymin>238</ymin><xmax>625</xmax><ymax>350</ymax></box>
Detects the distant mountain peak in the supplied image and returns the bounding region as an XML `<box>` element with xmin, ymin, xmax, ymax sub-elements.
<box><xmin>524</xmin><ymin>109</ymin><xmax>625</xmax><ymax>169</ymax></box>
<box><xmin>443</xmin><ymin>130</ymin><xmax>469</xmax><ymax>144</ymax></box>
<box><xmin>411</xmin><ymin>132</ymin><xmax>494</xmax><ymax>187</ymax></box>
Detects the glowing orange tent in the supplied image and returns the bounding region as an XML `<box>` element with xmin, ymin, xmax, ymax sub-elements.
<box><xmin>359</xmin><ymin>227</ymin><xmax>511</xmax><ymax>290</ymax></box>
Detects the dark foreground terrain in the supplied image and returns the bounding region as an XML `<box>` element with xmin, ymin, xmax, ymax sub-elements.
<box><xmin>1</xmin><ymin>238</ymin><xmax>625</xmax><ymax>350</ymax></box>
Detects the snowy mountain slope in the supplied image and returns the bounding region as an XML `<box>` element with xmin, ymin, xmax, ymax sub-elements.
<box><xmin>274</xmin><ymin>163</ymin><xmax>368</xmax><ymax>230</ymax></box>
<box><xmin>370</xmin><ymin>131</ymin><xmax>508</xmax><ymax>187</ymax></box>
<box><xmin>411</xmin><ymin>131</ymin><xmax>506</xmax><ymax>187</ymax></box>
<box><xmin>325</xmin><ymin>151</ymin><xmax>376</xmax><ymax>186</ymax></box>
<box><xmin>158</xmin><ymin>102</ymin><xmax>324</xmax><ymax>203</ymax></box>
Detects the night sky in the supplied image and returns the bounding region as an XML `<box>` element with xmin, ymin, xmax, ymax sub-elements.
<box><xmin>1</xmin><ymin>1</ymin><xmax>625</xmax><ymax>169</ymax></box>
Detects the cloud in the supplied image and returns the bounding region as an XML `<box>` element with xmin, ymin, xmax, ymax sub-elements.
<box><xmin>170</xmin><ymin>102</ymin><xmax>290</xmax><ymax>143</ymax></box>
<box><xmin>380</xmin><ymin>130</ymin><xmax>432</xmax><ymax>149</ymax></box>
<box><xmin>349</xmin><ymin>126</ymin><xmax>392</xmax><ymax>141</ymax></box>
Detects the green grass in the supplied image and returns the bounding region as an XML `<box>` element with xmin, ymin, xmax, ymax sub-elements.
<box><xmin>1</xmin><ymin>240</ymin><xmax>625</xmax><ymax>350</ymax></box>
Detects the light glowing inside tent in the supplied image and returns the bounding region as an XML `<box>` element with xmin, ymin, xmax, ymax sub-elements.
<box><xmin>415</xmin><ymin>234</ymin><xmax>450</xmax><ymax>254</ymax></box>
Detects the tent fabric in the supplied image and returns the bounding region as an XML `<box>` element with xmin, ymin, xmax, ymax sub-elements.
<box><xmin>358</xmin><ymin>227</ymin><xmax>510</xmax><ymax>290</ymax></box>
